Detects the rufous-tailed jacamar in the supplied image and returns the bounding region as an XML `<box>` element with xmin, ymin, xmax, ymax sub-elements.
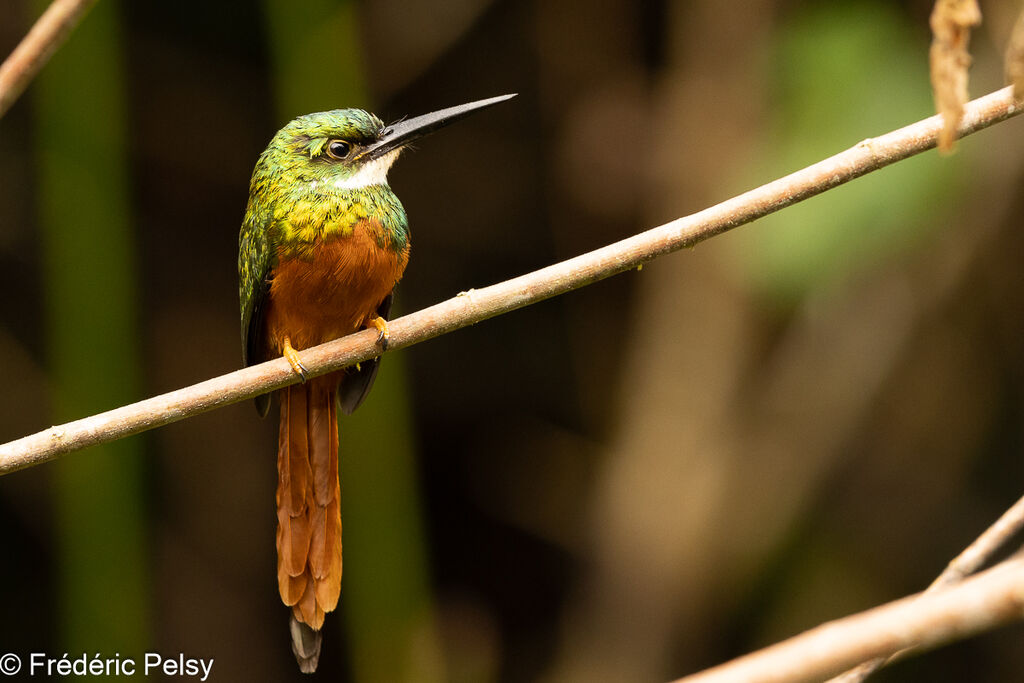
<box><xmin>238</xmin><ymin>94</ymin><xmax>514</xmax><ymax>673</ymax></box>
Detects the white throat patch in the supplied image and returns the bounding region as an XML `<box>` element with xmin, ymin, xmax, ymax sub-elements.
<box><xmin>332</xmin><ymin>150</ymin><xmax>401</xmax><ymax>190</ymax></box>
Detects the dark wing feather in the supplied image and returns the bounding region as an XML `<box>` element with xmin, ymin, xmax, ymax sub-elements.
<box><xmin>337</xmin><ymin>292</ymin><xmax>393</xmax><ymax>415</ymax></box>
<box><xmin>239</xmin><ymin>208</ymin><xmax>275</xmax><ymax>417</ymax></box>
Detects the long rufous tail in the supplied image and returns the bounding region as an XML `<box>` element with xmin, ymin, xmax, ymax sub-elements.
<box><xmin>276</xmin><ymin>376</ymin><xmax>343</xmax><ymax>673</ymax></box>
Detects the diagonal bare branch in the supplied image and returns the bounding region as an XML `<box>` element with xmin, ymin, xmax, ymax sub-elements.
<box><xmin>828</xmin><ymin>492</ymin><xmax>1024</xmax><ymax>682</ymax></box>
<box><xmin>673</xmin><ymin>554</ymin><xmax>1024</xmax><ymax>683</ymax></box>
<box><xmin>0</xmin><ymin>86</ymin><xmax>1020</xmax><ymax>475</ymax></box>
<box><xmin>0</xmin><ymin>0</ymin><xmax>97</xmax><ymax>119</ymax></box>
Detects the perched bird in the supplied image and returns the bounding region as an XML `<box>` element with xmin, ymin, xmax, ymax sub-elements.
<box><xmin>238</xmin><ymin>94</ymin><xmax>514</xmax><ymax>672</ymax></box>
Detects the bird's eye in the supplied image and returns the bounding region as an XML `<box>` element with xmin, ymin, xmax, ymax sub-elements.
<box><xmin>326</xmin><ymin>140</ymin><xmax>351</xmax><ymax>159</ymax></box>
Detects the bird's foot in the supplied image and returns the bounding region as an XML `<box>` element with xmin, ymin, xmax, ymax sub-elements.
<box><xmin>369</xmin><ymin>316</ymin><xmax>390</xmax><ymax>351</ymax></box>
<box><xmin>282</xmin><ymin>337</ymin><xmax>309</xmax><ymax>382</ymax></box>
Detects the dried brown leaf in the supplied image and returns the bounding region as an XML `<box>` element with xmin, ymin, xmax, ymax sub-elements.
<box><xmin>1006</xmin><ymin>8</ymin><xmax>1024</xmax><ymax>100</ymax></box>
<box><xmin>929</xmin><ymin>0</ymin><xmax>982</xmax><ymax>153</ymax></box>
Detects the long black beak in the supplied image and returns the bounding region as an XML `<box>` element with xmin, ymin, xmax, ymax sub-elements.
<box><xmin>361</xmin><ymin>93</ymin><xmax>516</xmax><ymax>161</ymax></box>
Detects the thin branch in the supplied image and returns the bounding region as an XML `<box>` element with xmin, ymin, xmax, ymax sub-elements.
<box><xmin>931</xmin><ymin>496</ymin><xmax>1024</xmax><ymax>589</ymax></box>
<box><xmin>0</xmin><ymin>86</ymin><xmax>1021</xmax><ymax>475</ymax></box>
<box><xmin>0</xmin><ymin>0</ymin><xmax>97</xmax><ymax>119</ymax></box>
<box><xmin>673</xmin><ymin>555</ymin><xmax>1024</xmax><ymax>683</ymax></box>
<box><xmin>828</xmin><ymin>492</ymin><xmax>1024</xmax><ymax>682</ymax></box>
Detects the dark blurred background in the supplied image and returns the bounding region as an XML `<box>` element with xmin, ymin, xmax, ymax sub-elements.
<box><xmin>1</xmin><ymin>0</ymin><xmax>1023</xmax><ymax>681</ymax></box>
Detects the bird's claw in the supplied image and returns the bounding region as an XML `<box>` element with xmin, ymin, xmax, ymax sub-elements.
<box><xmin>282</xmin><ymin>338</ymin><xmax>309</xmax><ymax>383</ymax></box>
<box><xmin>370</xmin><ymin>316</ymin><xmax>390</xmax><ymax>351</ymax></box>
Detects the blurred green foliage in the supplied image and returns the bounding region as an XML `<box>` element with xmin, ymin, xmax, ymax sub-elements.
<box><xmin>32</xmin><ymin>0</ymin><xmax>149</xmax><ymax>654</ymax></box>
<box><xmin>734</xmin><ymin>2</ymin><xmax>967</xmax><ymax>301</ymax></box>
<box><xmin>263</xmin><ymin>0</ymin><xmax>369</xmax><ymax>119</ymax></box>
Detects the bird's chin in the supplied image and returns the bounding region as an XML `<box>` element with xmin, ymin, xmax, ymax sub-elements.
<box><xmin>332</xmin><ymin>149</ymin><xmax>401</xmax><ymax>190</ymax></box>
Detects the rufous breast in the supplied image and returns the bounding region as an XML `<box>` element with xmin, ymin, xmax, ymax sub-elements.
<box><xmin>262</xmin><ymin>219</ymin><xmax>409</xmax><ymax>355</ymax></box>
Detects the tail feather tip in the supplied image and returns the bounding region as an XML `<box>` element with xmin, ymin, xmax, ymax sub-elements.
<box><xmin>289</xmin><ymin>614</ymin><xmax>322</xmax><ymax>674</ymax></box>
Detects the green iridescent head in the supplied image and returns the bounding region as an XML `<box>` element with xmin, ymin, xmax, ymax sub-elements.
<box><xmin>255</xmin><ymin>108</ymin><xmax>397</xmax><ymax>190</ymax></box>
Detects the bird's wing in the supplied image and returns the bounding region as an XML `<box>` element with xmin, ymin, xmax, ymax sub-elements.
<box><xmin>240</xmin><ymin>208</ymin><xmax>274</xmax><ymax>416</ymax></box>
<box><xmin>337</xmin><ymin>292</ymin><xmax>393</xmax><ymax>415</ymax></box>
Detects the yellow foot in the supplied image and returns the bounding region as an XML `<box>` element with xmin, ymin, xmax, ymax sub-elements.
<box><xmin>282</xmin><ymin>337</ymin><xmax>309</xmax><ymax>382</ymax></box>
<box><xmin>369</xmin><ymin>316</ymin><xmax>390</xmax><ymax>351</ymax></box>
